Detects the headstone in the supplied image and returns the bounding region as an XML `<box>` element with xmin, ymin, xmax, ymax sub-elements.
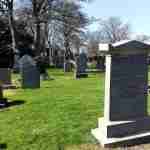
<box><xmin>19</xmin><ymin>55</ymin><xmax>40</xmax><ymax>89</ymax></box>
<box><xmin>92</xmin><ymin>40</ymin><xmax>150</xmax><ymax>147</ymax></box>
<box><xmin>96</xmin><ymin>56</ymin><xmax>105</xmax><ymax>71</ymax></box>
<box><xmin>75</xmin><ymin>52</ymin><xmax>88</xmax><ymax>78</ymax></box>
<box><xmin>0</xmin><ymin>68</ymin><xmax>11</xmax><ymax>85</ymax></box>
<box><xmin>55</xmin><ymin>56</ymin><xmax>64</xmax><ymax>68</ymax></box>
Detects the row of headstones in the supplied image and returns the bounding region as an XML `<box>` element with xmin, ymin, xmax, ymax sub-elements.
<box><xmin>0</xmin><ymin>55</ymin><xmax>40</xmax><ymax>89</ymax></box>
<box><xmin>19</xmin><ymin>53</ymin><xmax>90</xmax><ymax>88</ymax></box>
<box><xmin>0</xmin><ymin>53</ymin><xmax>105</xmax><ymax>89</ymax></box>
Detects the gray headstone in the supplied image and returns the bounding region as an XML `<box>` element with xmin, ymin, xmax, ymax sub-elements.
<box><xmin>0</xmin><ymin>68</ymin><xmax>11</xmax><ymax>85</ymax></box>
<box><xmin>76</xmin><ymin>53</ymin><xmax>88</xmax><ymax>78</ymax></box>
<box><xmin>19</xmin><ymin>55</ymin><xmax>40</xmax><ymax>89</ymax></box>
<box><xmin>110</xmin><ymin>54</ymin><xmax>147</xmax><ymax>120</ymax></box>
<box><xmin>92</xmin><ymin>40</ymin><xmax>150</xmax><ymax>147</ymax></box>
<box><xmin>96</xmin><ymin>56</ymin><xmax>105</xmax><ymax>70</ymax></box>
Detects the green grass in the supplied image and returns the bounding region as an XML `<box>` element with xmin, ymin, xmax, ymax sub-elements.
<box><xmin>0</xmin><ymin>69</ymin><xmax>105</xmax><ymax>150</ymax></box>
<box><xmin>1</xmin><ymin>69</ymin><xmax>150</xmax><ymax>150</ymax></box>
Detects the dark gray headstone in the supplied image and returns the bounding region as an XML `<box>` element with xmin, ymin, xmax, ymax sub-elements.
<box><xmin>92</xmin><ymin>40</ymin><xmax>150</xmax><ymax>147</ymax></box>
<box><xmin>76</xmin><ymin>53</ymin><xmax>88</xmax><ymax>78</ymax></box>
<box><xmin>55</xmin><ymin>56</ymin><xmax>64</xmax><ymax>68</ymax></box>
<box><xmin>19</xmin><ymin>55</ymin><xmax>40</xmax><ymax>89</ymax></box>
<box><xmin>110</xmin><ymin>54</ymin><xmax>147</xmax><ymax>120</ymax></box>
<box><xmin>96</xmin><ymin>56</ymin><xmax>105</xmax><ymax>70</ymax></box>
<box><xmin>0</xmin><ymin>68</ymin><xmax>11</xmax><ymax>85</ymax></box>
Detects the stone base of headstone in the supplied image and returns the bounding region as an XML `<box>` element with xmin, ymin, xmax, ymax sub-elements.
<box><xmin>92</xmin><ymin>117</ymin><xmax>150</xmax><ymax>147</ymax></box>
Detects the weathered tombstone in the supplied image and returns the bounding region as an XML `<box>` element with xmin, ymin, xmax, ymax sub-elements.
<box><xmin>96</xmin><ymin>56</ymin><xmax>105</xmax><ymax>71</ymax></box>
<box><xmin>0</xmin><ymin>68</ymin><xmax>11</xmax><ymax>85</ymax></box>
<box><xmin>19</xmin><ymin>55</ymin><xmax>40</xmax><ymax>89</ymax></box>
<box><xmin>75</xmin><ymin>52</ymin><xmax>88</xmax><ymax>78</ymax></box>
<box><xmin>55</xmin><ymin>56</ymin><xmax>64</xmax><ymax>68</ymax></box>
<box><xmin>92</xmin><ymin>40</ymin><xmax>150</xmax><ymax>147</ymax></box>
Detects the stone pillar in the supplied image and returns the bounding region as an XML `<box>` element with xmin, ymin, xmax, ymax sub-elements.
<box><xmin>104</xmin><ymin>55</ymin><xmax>111</xmax><ymax>121</ymax></box>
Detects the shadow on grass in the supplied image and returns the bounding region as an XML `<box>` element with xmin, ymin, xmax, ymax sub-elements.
<box><xmin>0</xmin><ymin>100</ymin><xmax>25</xmax><ymax>110</ymax></box>
<box><xmin>0</xmin><ymin>143</ymin><xmax>7</xmax><ymax>149</ymax></box>
<box><xmin>7</xmin><ymin>100</ymin><xmax>25</xmax><ymax>108</ymax></box>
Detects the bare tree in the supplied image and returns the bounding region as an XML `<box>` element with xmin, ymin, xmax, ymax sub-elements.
<box><xmin>85</xmin><ymin>31</ymin><xmax>101</xmax><ymax>58</ymax></box>
<box><xmin>99</xmin><ymin>17</ymin><xmax>131</xmax><ymax>43</ymax></box>
<box><xmin>15</xmin><ymin>0</ymin><xmax>90</xmax><ymax>61</ymax></box>
<box><xmin>0</xmin><ymin>0</ymin><xmax>16</xmax><ymax>52</ymax></box>
<box><xmin>53</xmin><ymin>1</ymin><xmax>88</xmax><ymax>72</ymax></box>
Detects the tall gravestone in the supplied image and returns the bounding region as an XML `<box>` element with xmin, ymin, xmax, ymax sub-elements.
<box><xmin>92</xmin><ymin>40</ymin><xmax>150</xmax><ymax>147</ymax></box>
<box><xmin>19</xmin><ymin>55</ymin><xmax>40</xmax><ymax>89</ymax></box>
<box><xmin>75</xmin><ymin>52</ymin><xmax>88</xmax><ymax>78</ymax></box>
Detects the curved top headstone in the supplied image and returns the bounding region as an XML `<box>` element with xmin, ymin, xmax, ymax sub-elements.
<box><xmin>19</xmin><ymin>55</ymin><xmax>36</xmax><ymax>69</ymax></box>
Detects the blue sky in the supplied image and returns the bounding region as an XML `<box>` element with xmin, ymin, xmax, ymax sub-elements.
<box><xmin>82</xmin><ymin>0</ymin><xmax>150</xmax><ymax>35</ymax></box>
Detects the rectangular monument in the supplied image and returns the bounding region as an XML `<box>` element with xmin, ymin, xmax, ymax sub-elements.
<box><xmin>92</xmin><ymin>40</ymin><xmax>150</xmax><ymax>147</ymax></box>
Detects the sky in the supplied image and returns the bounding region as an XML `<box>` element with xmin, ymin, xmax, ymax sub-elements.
<box><xmin>14</xmin><ymin>0</ymin><xmax>150</xmax><ymax>36</ymax></box>
<box><xmin>82</xmin><ymin>0</ymin><xmax>150</xmax><ymax>35</ymax></box>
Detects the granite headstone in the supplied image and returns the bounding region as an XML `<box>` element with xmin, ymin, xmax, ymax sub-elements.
<box><xmin>75</xmin><ymin>52</ymin><xmax>88</xmax><ymax>78</ymax></box>
<box><xmin>96</xmin><ymin>56</ymin><xmax>105</xmax><ymax>70</ymax></box>
<box><xmin>0</xmin><ymin>68</ymin><xmax>11</xmax><ymax>85</ymax></box>
<box><xmin>92</xmin><ymin>40</ymin><xmax>150</xmax><ymax>147</ymax></box>
<box><xmin>19</xmin><ymin>55</ymin><xmax>40</xmax><ymax>89</ymax></box>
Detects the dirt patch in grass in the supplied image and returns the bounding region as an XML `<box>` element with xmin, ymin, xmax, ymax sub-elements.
<box><xmin>65</xmin><ymin>144</ymin><xmax>150</xmax><ymax>150</ymax></box>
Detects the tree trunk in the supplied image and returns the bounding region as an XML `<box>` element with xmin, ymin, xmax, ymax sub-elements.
<box><xmin>34</xmin><ymin>23</ymin><xmax>41</xmax><ymax>56</ymax></box>
<box><xmin>8</xmin><ymin>0</ymin><xmax>16</xmax><ymax>53</ymax></box>
<box><xmin>49</xmin><ymin>47</ymin><xmax>54</xmax><ymax>66</ymax></box>
<box><xmin>64</xmin><ymin>40</ymin><xmax>72</xmax><ymax>72</ymax></box>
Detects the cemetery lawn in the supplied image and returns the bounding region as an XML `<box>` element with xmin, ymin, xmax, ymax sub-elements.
<box><xmin>0</xmin><ymin>69</ymin><xmax>105</xmax><ymax>150</ymax></box>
